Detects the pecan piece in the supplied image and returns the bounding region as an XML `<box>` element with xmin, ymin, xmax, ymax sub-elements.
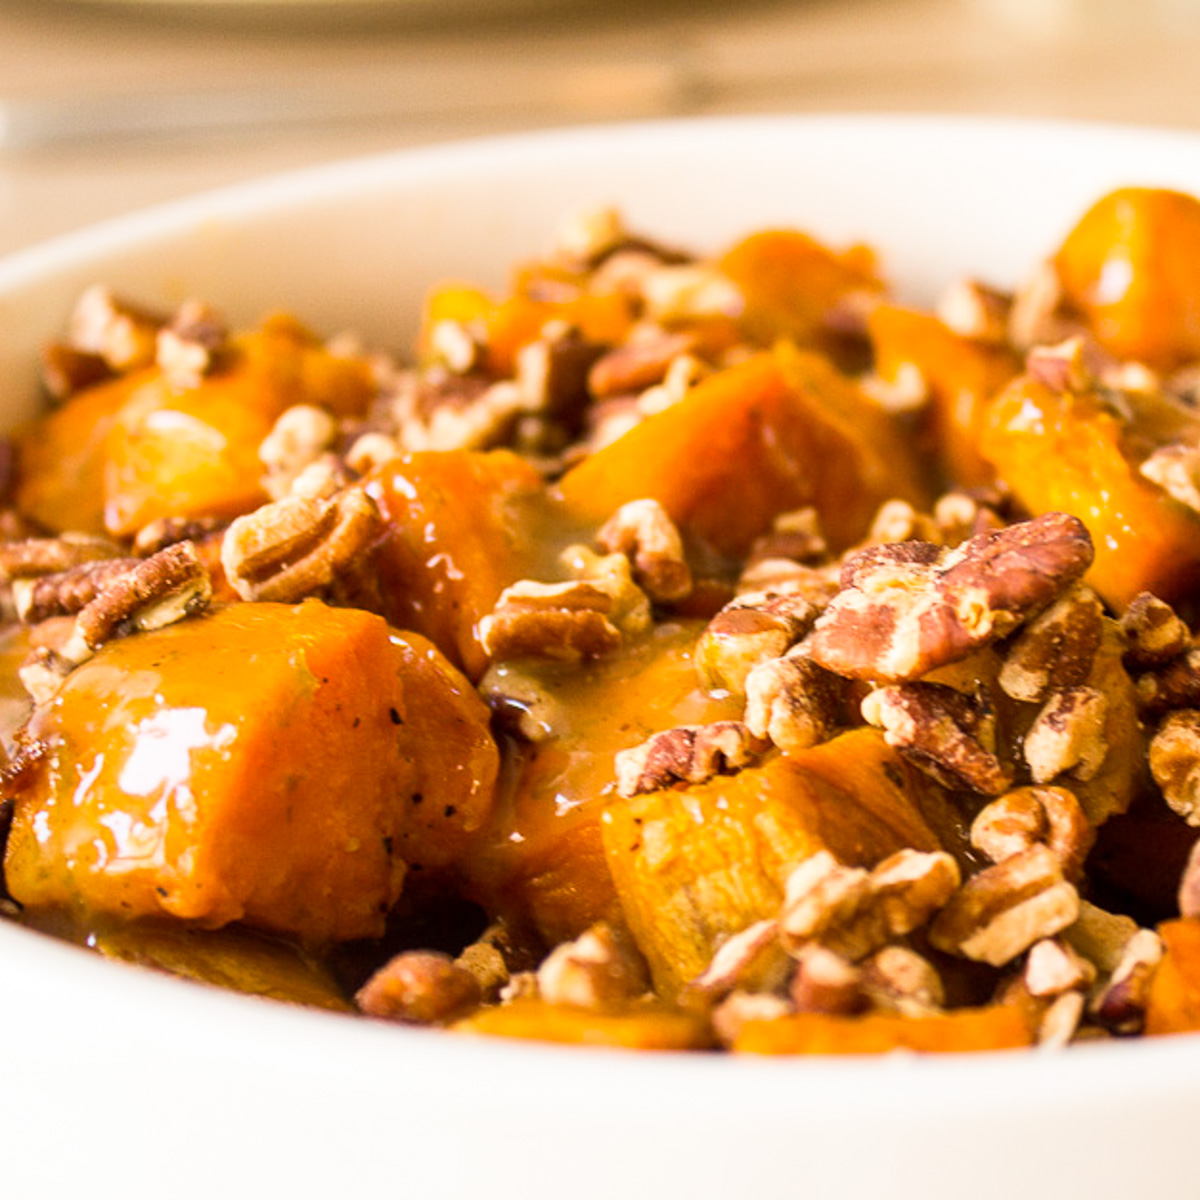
<box><xmin>1023</xmin><ymin>937</ymin><xmax>1096</xmax><ymax>998</ymax></box>
<box><xmin>1022</xmin><ymin>685</ymin><xmax>1109</xmax><ymax>783</ymax></box>
<box><xmin>356</xmin><ymin>951</ymin><xmax>482</xmax><ymax>1025</ymax></box>
<box><xmin>998</xmin><ymin>586</ymin><xmax>1104</xmax><ymax>703</ymax></box>
<box><xmin>221</xmin><ymin>488</ymin><xmax>382</xmax><ymax>604</ymax></box>
<box><xmin>1089</xmin><ymin>928</ymin><xmax>1164</xmax><ymax>1035</ymax></box>
<box><xmin>132</xmin><ymin>515</ymin><xmax>227</xmax><ymax>558</ymax></box>
<box><xmin>861</xmin><ymin>682</ymin><xmax>1012</xmax><ymax>795</ymax></box>
<box><xmin>935</xmin><ymin>278</ymin><xmax>1012</xmax><ymax>343</ymax></box>
<box><xmin>746</xmin><ymin>507</ymin><xmax>829</xmax><ymax>567</ymax></box>
<box><xmin>1139</xmin><ymin>442</ymin><xmax>1200</xmax><ymax>515</ymax></box>
<box><xmin>155</xmin><ymin>299</ymin><xmax>228</xmax><ymax>387</ymax></box>
<box><xmin>536</xmin><ymin>922</ymin><xmax>647</xmax><ymax>1009</ymax></box>
<box><xmin>687</xmin><ymin>919</ymin><xmax>786</xmax><ymax>1003</ymax></box>
<box><xmin>588</xmin><ymin>329</ymin><xmax>698</xmax><ymax>399</ymax></box>
<box><xmin>258</xmin><ymin>404</ymin><xmax>340</xmax><ymax>501</ymax></box>
<box><xmin>1025</xmin><ymin>335</ymin><xmax>1099</xmax><ymax>393</ymax></box>
<box><xmin>867</xmin><ymin>848</ymin><xmax>961</xmax><ymax>937</ymax></box>
<box><xmin>480</xmin><ymin>580</ymin><xmax>622</xmax><ymax>663</ymax></box>
<box><xmin>40</xmin><ymin>342</ymin><xmax>112</xmax><ymax>402</ymax></box>
<box><xmin>928</xmin><ymin>844</ymin><xmax>1080</xmax><ymax>966</ymax></box>
<box><xmin>970</xmin><ymin>786</ymin><xmax>1093</xmax><ymax>883</ymax></box>
<box><xmin>743</xmin><ymin>650</ymin><xmax>844</xmax><ymax>755</ymax></box>
<box><xmin>788</xmin><ymin>946</ymin><xmax>864</xmax><ymax>1015</ymax></box>
<box><xmin>596</xmin><ymin>498</ymin><xmax>692</xmax><ymax>604</ymax></box>
<box><xmin>1136</xmin><ymin>647</ymin><xmax>1200</xmax><ymax>714</ymax></box>
<box><xmin>860</xmin><ymin>946</ymin><xmax>945</xmax><ymax>1017</ymax></box>
<box><xmin>809</xmin><ymin>512</ymin><xmax>1093</xmax><ymax>682</ymax></box>
<box><xmin>614</xmin><ymin>721</ymin><xmax>762</xmax><ymax>797</ymax></box>
<box><xmin>778</xmin><ymin>851</ymin><xmax>885</xmax><ymax>962</ymax></box>
<box><xmin>11</xmin><ymin>556</ymin><xmax>140</xmax><ymax>624</ymax></box>
<box><xmin>0</xmin><ymin>533</ymin><xmax>123</xmax><ymax>581</ymax></box>
<box><xmin>67</xmin><ymin>284</ymin><xmax>164</xmax><ymax>370</ymax></box>
<box><xmin>1149</xmin><ymin>709</ymin><xmax>1200</xmax><ymax>825</ymax></box>
<box><xmin>1120</xmin><ymin>592</ymin><xmax>1191</xmax><ymax>670</ymax></box>
<box><xmin>1179</xmin><ymin>839</ymin><xmax>1200</xmax><ymax>919</ymax></box>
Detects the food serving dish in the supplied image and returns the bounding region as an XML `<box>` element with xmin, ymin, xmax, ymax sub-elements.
<box><xmin>6</xmin><ymin>114</ymin><xmax>1200</xmax><ymax>1198</ymax></box>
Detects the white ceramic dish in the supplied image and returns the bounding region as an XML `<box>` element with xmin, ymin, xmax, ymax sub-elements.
<box><xmin>3</xmin><ymin>114</ymin><xmax>1200</xmax><ymax>1199</ymax></box>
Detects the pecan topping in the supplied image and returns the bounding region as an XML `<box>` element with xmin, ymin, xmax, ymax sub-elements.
<box><xmin>11</xmin><ymin>556</ymin><xmax>140</xmax><ymax>624</ymax></box>
<box><xmin>809</xmin><ymin>512</ymin><xmax>1093</xmax><ymax>683</ymax></box>
<box><xmin>788</xmin><ymin>946</ymin><xmax>864</xmax><ymax>1015</ymax></box>
<box><xmin>155</xmin><ymin>299</ymin><xmax>228</xmax><ymax>386</ymax></box>
<box><xmin>133</xmin><ymin>515</ymin><xmax>227</xmax><ymax>558</ymax></box>
<box><xmin>355</xmin><ymin>951</ymin><xmax>482</xmax><ymax>1025</ymax></box>
<box><xmin>614</xmin><ymin>721</ymin><xmax>762</xmax><ymax>797</ymax></box>
<box><xmin>865</xmin><ymin>499</ymin><xmax>941</xmax><ymax>546</ymax></box>
<box><xmin>0</xmin><ymin>533</ymin><xmax>124</xmax><ymax>581</ymax></box>
<box><xmin>928</xmin><ymin>844</ymin><xmax>1079</xmax><ymax>966</ymax></box>
<box><xmin>66</xmin><ymin>284</ymin><xmax>164</xmax><ymax>370</ymax></box>
<box><xmin>1148</xmin><ymin>709</ymin><xmax>1200</xmax><ymax>825</ymax></box>
<box><xmin>1037</xmin><ymin>991</ymin><xmax>1085</xmax><ymax>1049</ymax></box>
<box><xmin>1025</xmin><ymin>335</ymin><xmax>1099</xmax><ymax>393</ymax></box>
<box><xmin>860</xmin><ymin>946</ymin><xmax>945</xmax><ymax>1017</ymax></box>
<box><xmin>867</xmin><ymin>848</ymin><xmax>961</xmax><ymax>937</ymax></box>
<box><xmin>746</xmin><ymin>507</ymin><xmax>829</xmax><ymax>567</ymax></box>
<box><xmin>426</xmin><ymin>319</ymin><xmax>485</xmax><ymax>375</ymax></box>
<box><xmin>778</xmin><ymin>852</ymin><xmax>878</xmax><ymax>961</ymax></box>
<box><xmin>744</xmin><ymin>650</ymin><xmax>844</xmax><ymax>756</ymax></box>
<box><xmin>1139</xmin><ymin>443</ymin><xmax>1200</xmax><ymax>515</ymax></box>
<box><xmin>935</xmin><ymin>277</ymin><xmax>1012</xmax><ymax>343</ymax></box>
<box><xmin>1179</xmin><ymin>839</ymin><xmax>1200</xmax><ymax>919</ymax></box>
<box><xmin>40</xmin><ymin>342</ymin><xmax>112</xmax><ymax>402</ymax></box>
<box><xmin>588</xmin><ymin>330</ymin><xmax>698</xmax><ymax>399</ymax></box>
<box><xmin>1023</xmin><ymin>937</ymin><xmax>1096</xmax><ymax>998</ymax></box>
<box><xmin>1120</xmin><ymin>591</ymin><xmax>1191</xmax><ymax>670</ymax></box>
<box><xmin>258</xmin><ymin>404</ymin><xmax>339</xmax><ymax>501</ymax></box>
<box><xmin>536</xmin><ymin>922</ymin><xmax>647</xmax><ymax>1009</ymax></box>
<box><xmin>595</xmin><ymin>498</ymin><xmax>692</xmax><ymax>605</ymax></box>
<box><xmin>221</xmin><ymin>488</ymin><xmax>382</xmax><ymax>604</ymax></box>
<box><xmin>515</xmin><ymin>323</ymin><xmax>604</xmax><ymax>423</ymax></box>
<box><xmin>1136</xmin><ymin>647</ymin><xmax>1200</xmax><ymax>714</ymax></box>
<box><xmin>1007</xmin><ymin>259</ymin><xmax>1074</xmax><ymax>351</ymax></box>
<box><xmin>711</xmin><ymin>991</ymin><xmax>793</xmax><ymax>1047</ymax></box>
<box><xmin>970</xmin><ymin>786</ymin><xmax>1094</xmax><ymax>883</ymax></box>
<box><xmin>688</xmin><ymin>919</ymin><xmax>783</xmax><ymax>1002</ymax></box>
<box><xmin>480</xmin><ymin>579</ymin><xmax>624</xmax><ymax>664</ymax></box>
<box><xmin>1089</xmin><ymin>929</ymin><xmax>1164</xmax><ymax>1035</ymax></box>
<box><xmin>1023</xmin><ymin>685</ymin><xmax>1109</xmax><ymax>783</ymax></box>
<box><xmin>998</xmin><ymin>586</ymin><xmax>1104</xmax><ymax>703</ymax></box>
<box><xmin>640</xmin><ymin>264</ymin><xmax>743</xmax><ymax>323</ymax></box>
<box><xmin>861</xmin><ymin>682</ymin><xmax>1012</xmax><ymax>795</ymax></box>
<box><xmin>696</xmin><ymin>590</ymin><xmax>824</xmax><ymax>694</ymax></box>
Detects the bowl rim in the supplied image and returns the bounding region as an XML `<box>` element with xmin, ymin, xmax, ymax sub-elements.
<box><xmin>4</xmin><ymin>110</ymin><xmax>1200</xmax><ymax>1121</ymax></box>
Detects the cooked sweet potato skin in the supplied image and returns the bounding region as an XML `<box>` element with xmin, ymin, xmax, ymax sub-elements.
<box><xmin>3</xmin><ymin>602</ymin><xmax>497</xmax><ymax>945</ymax></box>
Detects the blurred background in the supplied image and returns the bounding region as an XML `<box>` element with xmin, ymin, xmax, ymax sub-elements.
<box><xmin>2</xmin><ymin>0</ymin><xmax>1200</xmax><ymax>256</ymax></box>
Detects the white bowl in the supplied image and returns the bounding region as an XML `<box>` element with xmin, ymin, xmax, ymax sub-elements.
<box><xmin>3</xmin><ymin>115</ymin><xmax>1200</xmax><ymax>1199</ymax></box>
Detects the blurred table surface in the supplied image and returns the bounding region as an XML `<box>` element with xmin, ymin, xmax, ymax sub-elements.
<box><xmin>2</xmin><ymin>0</ymin><xmax>1200</xmax><ymax>257</ymax></box>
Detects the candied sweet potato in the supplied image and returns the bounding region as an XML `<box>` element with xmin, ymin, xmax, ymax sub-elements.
<box><xmin>365</xmin><ymin>449</ymin><xmax>561</xmax><ymax>681</ymax></box>
<box><xmin>559</xmin><ymin>344</ymin><xmax>929</xmax><ymax>557</ymax></box>
<box><xmin>461</xmin><ymin>620</ymin><xmax>742</xmax><ymax>946</ymax></box>
<box><xmin>454</xmin><ymin>998</ymin><xmax>712</xmax><ymax>1050</ymax></box>
<box><xmin>734</xmin><ymin>1004</ymin><xmax>1034</xmax><ymax>1055</ymax></box>
<box><xmin>867</xmin><ymin>303</ymin><xmax>1018</xmax><ymax>489</ymax></box>
<box><xmin>1054</xmin><ymin>187</ymin><xmax>1200</xmax><ymax>372</ymax></box>
<box><xmin>3</xmin><ymin>602</ymin><xmax>497</xmax><ymax>945</ymax></box>
<box><xmin>1145</xmin><ymin>919</ymin><xmax>1200</xmax><ymax>1036</ymax></box>
<box><xmin>603</xmin><ymin>729</ymin><xmax>957</xmax><ymax>996</ymax></box>
<box><xmin>983</xmin><ymin>377</ymin><xmax>1200</xmax><ymax>609</ymax></box>
<box><xmin>14</xmin><ymin>314</ymin><xmax>374</xmax><ymax>538</ymax></box>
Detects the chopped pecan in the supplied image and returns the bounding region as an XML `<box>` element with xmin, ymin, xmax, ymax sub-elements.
<box><xmin>1022</xmin><ymin>686</ymin><xmax>1109</xmax><ymax>783</ymax></box>
<box><xmin>11</xmin><ymin>555</ymin><xmax>140</xmax><ymax>624</ymax></box>
<box><xmin>788</xmin><ymin>946</ymin><xmax>864</xmax><ymax>1015</ymax></box>
<box><xmin>744</xmin><ymin>649</ymin><xmax>844</xmax><ymax>755</ymax></box>
<box><xmin>155</xmin><ymin>299</ymin><xmax>228</xmax><ymax>386</ymax></box>
<box><xmin>1089</xmin><ymin>929</ymin><xmax>1164</xmax><ymax>1035</ymax></box>
<box><xmin>515</xmin><ymin>323</ymin><xmax>604</xmax><ymax>425</ymax></box>
<box><xmin>69</xmin><ymin>540</ymin><xmax>212</xmax><ymax>655</ymax></box>
<box><xmin>1037</xmin><ymin>990</ymin><xmax>1085</xmax><ymax>1049</ymax></box>
<box><xmin>935</xmin><ymin>277</ymin><xmax>1012</xmax><ymax>343</ymax></box>
<box><xmin>635</xmin><ymin>353</ymin><xmax>708</xmax><ymax>415</ymax></box>
<box><xmin>640</xmin><ymin>264</ymin><xmax>743</xmax><ymax>323</ymax></box>
<box><xmin>258</xmin><ymin>404</ymin><xmax>339</xmax><ymax>500</ymax></box>
<box><xmin>223</xmin><ymin>489</ymin><xmax>379</xmax><ymax>604</ymax></box>
<box><xmin>18</xmin><ymin>645</ymin><xmax>74</xmax><ymax>705</ymax></box>
<box><xmin>481</xmin><ymin>579</ymin><xmax>622</xmax><ymax>663</ymax></box>
<box><xmin>40</xmin><ymin>341</ymin><xmax>112</xmax><ymax>401</ymax></box>
<box><xmin>746</xmin><ymin>507</ymin><xmax>829</xmax><ymax>567</ymax></box>
<box><xmin>478</xmin><ymin>662</ymin><xmax>565</xmax><ymax>744</ymax></box>
<box><xmin>1023</xmin><ymin>937</ymin><xmax>1097</xmax><ymax>998</ymax></box>
<box><xmin>355</xmin><ymin>950</ymin><xmax>483</xmax><ymax>1025</ymax></box>
<box><xmin>426</xmin><ymin>319</ymin><xmax>485</xmax><ymax>375</ymax></box>
<box><xmin>1007</xmin><ymin>259</ymin><xmax>1075</xmax><ymax>351</ymax></box>
<box><xmin>931</xmin><ymin>491</ymin><xmax>1006</xmax><ymax>547</ymax></box>
<box><xmin>0</xmin><ymin>533</ymin><xmax>123</xmax><ymax>581</ymax></box>
<box><xmin>809</xmin><ymin>512</ymin><xmax>1093</xmax><ymax>683</ymax></box>
<box><xmin>998</xmin><ymin>586</ymin><xmax>1104</xmax><ymax>702</ymax></box>
<box><xmin>536</xmin><ymin>923</ymin><xmax>647</xmax><ymax>1009</ymax></box>
<box><xmin>133</xmin><ymin>515</ymin><xmax>227</xmax><ymax>557</ymax></box>
<box><xmin>970</xmin><ymin>786</ymin><xmax>1094</xmax><ymax>883</ymax></box>
<box><xmin>1139</xmin><ymin>443</ymin><xmax>1200</xmax><ymax>514</ymax></box>
<box><xmin>1148</xmin><ymin>709</ymin><xmax>1200</xmax><ymax>825</ymax></box>
<box><xmin>778</xmin><ymin>851</ymin><xmax>884</xmax><ymax>962</ymax></box>
<box><xmin>736</xmin><ymin>558</ymin><xmax>840</xmax><ymax>601</ymax></box>
<box><xmin>860</xmin><ymin>682</ymin><xmax>1012</xmax><ymax>795</ymax></box>
<box><xmin>711</xmin><ymin>990</ymin><xmax>793</xmax><ymax>1047</ymax></box>
<box><xmin>1120</xmin><ymin>591</ymin><xmax>1191</xmax><ymax>670</ymax></box>
<box><xmin>66</xmin><ymin>284</ymin><xmax>164</xmax><ymax>370</ymax></box>
<box><xmin>1136</xmin><ymin>647</ymin><xmax>1200</xmax><ymax>714</ymax></box>
<box><xmin>595</xmin><ymin>498</ymin><xmax>692</xmax><ymax>604</ymax></box>
<box><xmin>927</xmin><ymin>844</ymin><xmax>1080</xmax><ymax>966</ymax></box>
<box><xmin>865</xmin><ymin>499</ymin><xmax>941</xmax><ymax>546</ymax></box>
<box><xmin>588</xmin><ymin>329</ymin><xmax>698</xmax><ymax>399</ymax></box>
<box><xmin>1025</xmin><ymin>335</ymin><xmax>1099</xmax><ymax>393</ymax></box>
<box><xmin>861</xmin><ymin>362</ymin><xmax>929</xmax><ymax>414</ymax></box>
<box><xmin>867</xmin><ymin>848</ymin><xmax>961</xmax><ymax>937</ymax></box>
<box><xmin>696</xmin><ymin>589</ymin><xmax>825</xmax><ymax>694</ymax></box>
<box><xmin>687</xmin><ymin>919</ymin><xmax>784</xmax><ymax>1002</ymax></box>
<box><xmin>861</xmin><ymin>946</ymin><xmax>945</xmax><ymax>1017</ymax></box>
<box><xmin>550</xmin><ymin>205</ymin><xmax>627</xmax><ymax>267</ymax></box>
<box><xmin>1178</xmin><ymin>839</ymin><xmax>1200</xmax><ymax>918</ymax></box>
<box><xmin>614</xmin><ymin>721</ymin><xmax>762</xmax><ymax>797</ymax></box>
<box><xmin>343</xmin><ymin>431</ymin><xmax>400</xmax><ymax>477</ymax></box>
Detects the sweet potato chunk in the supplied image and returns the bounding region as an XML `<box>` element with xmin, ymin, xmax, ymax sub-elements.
<box><xmin>603</xmin><ymin>729</ymin><xmax>955</xmax><ymax>996</ymax></box>
<box><xmin>454</xmin><ymin>999</ymin><xmax>711</xmax><ymax>1050</ymax></box>
<box><xmin>3</xmin><ymin>602</ymin><xmax>497</xmax><ymax>945</ymax></box>
<box><xmin>983</xmin><ymin>377</ymin><xmax>1200</xmax><ymax>609</ymax></box>
<box><xmin>1145</xmin><ymin>919</ymin><xmax>1200</xmax><ymax>1035</ymax></box>
<box><xmin>366</xmin><ymin>449</ymin><xmax>559</xmax><ymax>681</ymax></box>
<box><xmin>734</xmin><ymin>1005</ymin><xmax>1034</xmax><ymax>1055</ymax></box>
<box><xmin>14</xmin><ymin>314</ymin><xmax>374</xmax><ymax>538</ymax></box>
<box><xmin>559</xmin><ymin>345</ymin><xmax>929</xmax><ymax>556</ymax></box>
<box><xmin>1055</xmin><ymin>187</ymin><xmax>1200</xmax><ymax>372</ymax></box>
<box><xmin>867</xmin><ymin>303</ymin><xmax>1018</xmax><ymax>489</ymax></box>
